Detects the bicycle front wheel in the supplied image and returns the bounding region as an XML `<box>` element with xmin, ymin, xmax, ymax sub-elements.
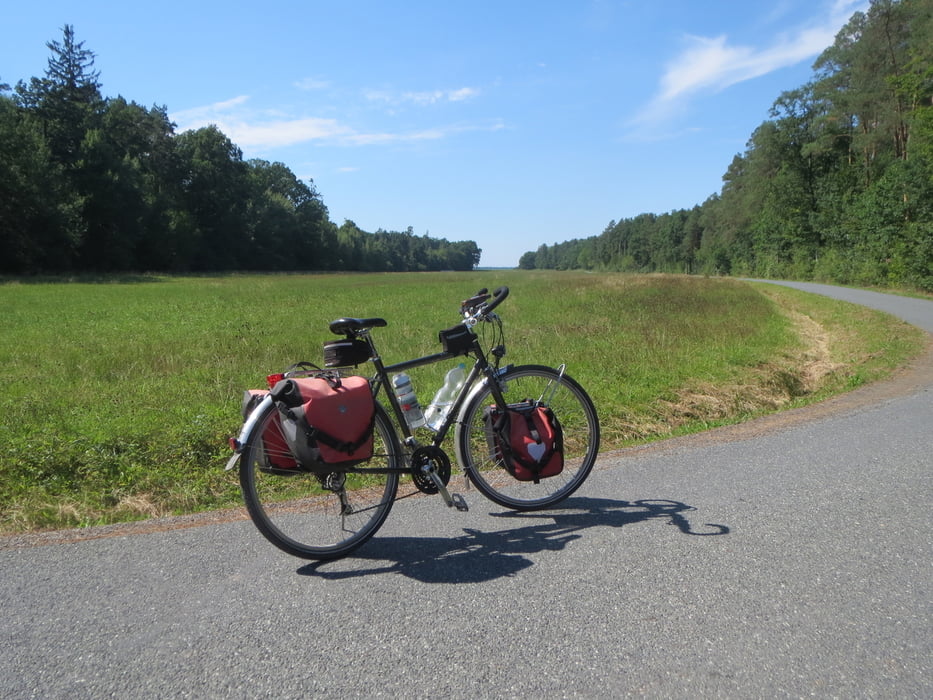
<box><xmin>455</xmin><ymin>364</ymin><xmax>600</xmax><ymax>511</ymax></box>
<box><xmin>239</xmin><ymin>400</ymin><xmax>400</xmax><ymax>560</ymax></box>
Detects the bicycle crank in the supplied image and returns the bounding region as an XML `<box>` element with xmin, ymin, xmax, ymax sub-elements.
<box><xmin>410</xmin><ymin>446</ymin><xmax>468</xmax><ymax>511</ymax></box>
<box><xmin>410</xmin><ymin>446</ymin><xmax>451</xmax><ymax>494</ymax></box>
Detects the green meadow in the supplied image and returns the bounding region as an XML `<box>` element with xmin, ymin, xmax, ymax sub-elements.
<box><xmin>0</xmin><ymin>272</ymin><xmax>924</xmax><ymax>532</ymax></box>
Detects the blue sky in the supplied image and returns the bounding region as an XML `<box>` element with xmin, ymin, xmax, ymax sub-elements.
<box><xmin>3</xmin><ymin>1</ymin><xmax>868</xmax><ymax>268</ymax></box>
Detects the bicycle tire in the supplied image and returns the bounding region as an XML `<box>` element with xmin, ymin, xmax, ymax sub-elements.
<box><xmin>239</xmin><ymin>400</ymin><xmax>400</xmax><ymax>560</ymax></box>
<box><xmin>455</xmin><ymin>364</ymin><xmax>600</xmax><ymax>511</ymax></box>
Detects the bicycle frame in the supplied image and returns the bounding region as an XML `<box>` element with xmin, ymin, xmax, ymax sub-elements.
<box><xmin>359</xmin><ymin>327</ymin><xmax>507</xmax><ymax>449</ymax></box>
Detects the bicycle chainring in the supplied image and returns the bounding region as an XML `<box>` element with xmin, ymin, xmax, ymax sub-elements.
<box><xmin>410</xmin><ymin>445</ymin><xmax>451</xmax><ymax>495</ymax></box>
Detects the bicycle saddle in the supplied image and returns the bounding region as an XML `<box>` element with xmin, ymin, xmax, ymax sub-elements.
<box><xmin>329</xmin><ymin>317</ymin><xmax>388</xmax><ymax>336</ymax></box>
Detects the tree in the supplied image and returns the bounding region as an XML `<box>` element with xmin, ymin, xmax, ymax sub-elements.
<box><xmin>812</xmin><ymin>1</ymin><xmax>913</xmax><ymax>184</ymax></box>
<box><xmin>16</xmin><ymin>25</ymin><xmax>103</xmax><ymax>169</ymax></box>
<box><xmin>174</xmin><ymin>126</ymin><xmax>251</xmax><ymax>270</ymax></box>
<box><xmin>6</xmin><ymin>25</ymin><xmax>106</xmax><ymax>270</ymax></box>
<box><xmin>77</xmin><ymin>98</ymin><xmax>182</xmax><ymax>270</ymax></box>
<box><xmin>0</xmin><ymin>94</ymin><xmax>82</xmax><ymax>272</ymax></box>
<box><xmin>247</xmin><ymin>159</ymin><xmax>332</xmax><ymax>270</ymax></box>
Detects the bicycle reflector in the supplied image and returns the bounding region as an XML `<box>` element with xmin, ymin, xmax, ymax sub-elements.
<box><xmin>266</xmin><ymin>373</ymin><xmax>285</xmax><ymax>388</ymax></box>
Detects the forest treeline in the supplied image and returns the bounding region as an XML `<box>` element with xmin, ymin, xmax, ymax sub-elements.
<box><xmin>0</xmin><ymin>27</ymin><xmax>481</xmax><ymax>274</ymax></box>
<box><xmin>520</xmin><ymin>0</ymin><xmax>933</xmax><ymax>292</ymax></box>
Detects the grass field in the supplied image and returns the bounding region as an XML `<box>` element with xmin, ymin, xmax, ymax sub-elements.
<box><xmin>0</xmin><ymin>272</ymin><xmax>925</xmax><ymax>532</ymax></box>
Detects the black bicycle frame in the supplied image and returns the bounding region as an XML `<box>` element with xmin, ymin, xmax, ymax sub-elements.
<box><xmin>317</xmin><ymin>328</ymin><xmax>509</xmax><ymax>478</ymax></box>
<box><xmin>363</xmin><ymin>330</ymin><xmax>506</xmax><ymax>447</ymax></box>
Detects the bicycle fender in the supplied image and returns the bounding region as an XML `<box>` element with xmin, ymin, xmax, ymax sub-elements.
<box><xmin>225</xmin><ymin>394</ymin><xmax>275</xmax><ymax>471</ymax></box>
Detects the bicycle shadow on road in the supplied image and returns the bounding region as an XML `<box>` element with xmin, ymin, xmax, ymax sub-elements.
<box><xmin>297</xmin><ymin>497</ymin><xmax>729</xmax><ymax>584</ymax></box>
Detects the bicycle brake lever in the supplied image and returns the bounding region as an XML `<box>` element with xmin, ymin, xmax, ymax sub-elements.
<box><xmin>461</xmin><ymin>292</ymin><xmax>490</xmax><ymax>313</ymax></box>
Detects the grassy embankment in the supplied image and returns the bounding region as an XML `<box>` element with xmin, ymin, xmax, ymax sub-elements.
<box><xmin>0</xmin><ymin>272</ymin><xmax>924</xmax><ymax>532</ymax></box>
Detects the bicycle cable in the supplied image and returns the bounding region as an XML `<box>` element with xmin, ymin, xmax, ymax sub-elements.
<box><xmin>476</xmin><ymin>312</ymin><xmax>506</xmax><ymax>369</ymax></box>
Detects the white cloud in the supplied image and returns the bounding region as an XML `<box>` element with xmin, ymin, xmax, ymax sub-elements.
<box><xmin>658</xmin><ymin>22</ymin><xmax>844</xmax><ymax>102</ymax></box>
<box><xmin>340</xmin><ymin>129</ymin><xmax>440</xmax><ymax>146</ymax></box>
<box><xmin>171</xmin><ymin>98</ymin><xmax>352</xmax><ymax>148</ymax></box>
<box><xmin>365</xmin><ymin>86</ymin><xmax>480</xmax><ymax>106</ymax></box>
<box><xmin>171</xmin><ymin>95</ymin><xmax>250</xmax><ymax>125</ymax></box>
<box><xmin>448</xmin><ymin>87</ymin><xmax>480</xmax><ymax>102</ymax></box>
<box><xmin>344</xmin><ymin>120</ymin><xmax>503</xmax><ymax>146</ymax></box>
<box><xmin>629</xmin><ymin>0</ymin><xmax>869</xmax><ymax>136</ymax></box>
<box><xmin>170</xmin><ymin>95</ymin><xmax>501</xmax><ymax>151</ymax></box>
<box><xmin>403</xmin><ymin>90</ymin><xmax>448</xmax><ymax>105</ymax></box>
<box><xmin>228</xmin><ymin>118</ymin><xmax>354</xmax><ymax>149</ymax></box>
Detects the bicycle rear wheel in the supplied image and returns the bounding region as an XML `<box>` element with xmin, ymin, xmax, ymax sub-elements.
<box><xmin>455</xmin><ymin>364</ymin><xmax>599</xmax><ymax>511</ymax></box>
<box><xmin>239</xmin><ymin>400</ymin><xmax>400</xmax><ymax>560</ymax></box>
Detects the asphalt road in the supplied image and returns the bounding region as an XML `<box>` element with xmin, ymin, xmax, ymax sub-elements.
<box><xmin>2</xmin><ymin>281</ymin><xmax>930</xmax><ymax>699</ymax></box>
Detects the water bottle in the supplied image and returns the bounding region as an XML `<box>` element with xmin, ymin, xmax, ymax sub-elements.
<box><xmin>424</xmin><ymin>363</ymin><xmax>466</xmax><ymax>431</ymax></box>
<box><xmin>392</xmin><ymin>373</ymin><xmax>425</xmax><ymax>429</ymax></box>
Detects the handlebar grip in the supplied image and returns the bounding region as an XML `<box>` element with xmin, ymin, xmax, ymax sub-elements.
<box><xmin>483</xmin><ymin>286</ymin><xmax>509</xmax><ymax>314</ymax></box>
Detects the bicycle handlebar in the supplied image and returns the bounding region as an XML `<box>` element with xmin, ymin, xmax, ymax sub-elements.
<box><xmin>461</xmin><ymin>286</ymin><xmax>509</xmax><ymax>320</ymax></box>
<box><xmin>484</xmin><ymin>286</ymin><xmax>509</xmax><ymax>314</ymax></box>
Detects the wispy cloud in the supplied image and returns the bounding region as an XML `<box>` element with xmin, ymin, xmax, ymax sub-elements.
<box><xmin>171</xmin><ymin>98</ymin><xmax>353</xmax><ymax>148</ymax></box>
<box><xmin>170</xmin><ymin>95</ymin><xmax>501</xmax><ymax>151</ymax></box>
<box><xmin>365</xmin><ymin>86</ymin><xmax>481</xmax><ymax>106</ymax></box>
<box><xmin>628</xmin><ymin>0</ymin><xmax>868</xmax><ymax>138</ymax></box>
<box><xmin>344</xmin><ymin>120</ymin><xmax>504</xmax><ymax>146</ymax></box>
<box><xmin>447</xmin><ymin>87</ymin><xmax>480</xmax><ymax>102</ymax></box>
<box><xmin>294</xmin><ymin>77</ymin><xmax>331</xmax><ymax>91</ymax></box>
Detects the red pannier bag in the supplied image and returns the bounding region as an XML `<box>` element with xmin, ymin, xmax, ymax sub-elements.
<box><xmin>269</xmin><ymin>374</ymin><xmax>375</xmax><ymax>472</ymax></box>
<box><xmin>483</xmin><ymin>400</ymin><xmax>564</xmax><ymax>483</ymax></box>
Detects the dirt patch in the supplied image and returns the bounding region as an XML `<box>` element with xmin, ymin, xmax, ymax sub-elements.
<box><xmin>788</xmin><ymin>308</ymin><xmax>846</xmax><ymax>389</ymax></box>
<box><xmin>605</xmin><ymin>299</ymin><xmax>927</xmax><ymax>446</ymax></box>
<box><xmin>0</xmin><ymin>506</ymin><xmax>252</xmax><ymax>551</ymax></box>
<box><xmin>601</xmin><ymin>331</ymin><xmax>933</xmax><ymax>461</ymax></box>
<box><xmin>621</xmin><ymin>306</ymin><xmax>851</xmax><ymax>441</ymax></box>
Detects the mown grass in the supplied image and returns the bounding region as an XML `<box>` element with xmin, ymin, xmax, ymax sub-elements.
<box><xmin>0</xmin><ymin>272</ymin><xmax>925</xmax><ymax>532</ymax></box>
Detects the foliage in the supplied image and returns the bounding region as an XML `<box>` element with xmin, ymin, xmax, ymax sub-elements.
<box><xmin>0</xmin><ymin>26</ymin><xmax>480</xmax><ymax>274</ymax></box>
<box><xmin>520</xmin><ymin>0</ymin><xmax>933</xmax><ymax>292</ymax></box>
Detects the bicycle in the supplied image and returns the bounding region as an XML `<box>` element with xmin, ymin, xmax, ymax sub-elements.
<box><xmin>227</xmin><ymin>286</ymin><xmax>600</xmax><ymax>560</ymax></box>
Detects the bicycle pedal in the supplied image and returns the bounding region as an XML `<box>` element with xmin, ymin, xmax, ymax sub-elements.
<box><xmin>450</xmin><ymin>493</ymin><xmax>469</xmax><ymax>512</ymax></box>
